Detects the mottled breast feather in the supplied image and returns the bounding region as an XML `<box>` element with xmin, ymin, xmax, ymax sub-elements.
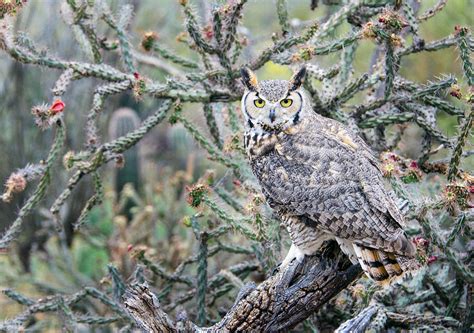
<box><xmin>249</xmin><ymin>113</ymin><xmax>415</xmax><ymax>257</ymax></box>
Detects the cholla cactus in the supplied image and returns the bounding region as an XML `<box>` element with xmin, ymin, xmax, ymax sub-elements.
<box><xmin>0</xmin><ymin>1</ymin><xmax>472</xmax><ymax>332</ymax></box>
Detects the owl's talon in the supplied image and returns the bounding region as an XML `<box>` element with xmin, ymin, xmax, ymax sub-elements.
<box><xmin>278</xmin><ymin>257</ymin><xmax>303</xmax><ymax>291</ymax></box>
<box><xmin>275</xmin><ymin>244</ymin><xmax>307</xmax><ymax>287</ymax></box>
<box><xmin>279</xmin><ymin>244</ymin><xmax>305</xmax><ymax>272</ymax></box>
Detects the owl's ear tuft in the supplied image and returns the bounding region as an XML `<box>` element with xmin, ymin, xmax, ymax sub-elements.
<box><xmin>288</xmin><ymin>66</ymin><xmax>307</xmax><ymax>91</ymax></box>
<box><xmin>240</xmin><ymin>67</ymin><xmax>259</xmax><ymax>91</ymax></box>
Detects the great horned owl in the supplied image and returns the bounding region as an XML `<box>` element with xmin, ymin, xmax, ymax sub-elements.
<box><xmin>240</xmin><ymin>66</ymin><xmax>416</xmax><ymax>283</ymax></box>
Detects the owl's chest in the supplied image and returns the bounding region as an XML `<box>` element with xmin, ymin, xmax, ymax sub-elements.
<box><xmin>247</xmin><ymin>132</ymin><xmax>357</xmax><ymax>210</ymax></box>
<box><xmin>244</xmin><ymin>130</ymin><xmax>279</xmax><ymax>158</ymax></box>
<box><xmin>247</xmin><ymin>131</ymin><xmax>313</xmax><ymax>180</ymax></box>
<box><xmin>249</xmin><ymin>149</ymin><xmax>313</xmax><ymax>193</ymax></box>
<box><xmin>250</xmin><ymin>149</ymin><xmax>316</xmax><ymax>217</ymax></box>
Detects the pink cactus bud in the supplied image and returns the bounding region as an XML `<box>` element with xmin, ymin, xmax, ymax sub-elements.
<box><xmin>427</xmin><ymin>256</ymin><xmax>437</xmax><ymax>264</ymax></box>
<box><xmin>413</xmin><ymin>236</ymin><xmax>429</xmax><ymax>247</ymax></box>
<box><xmin>50</xmin><ymin>99</ymin><xmax>65</xmax><ymax>115</ymax></box>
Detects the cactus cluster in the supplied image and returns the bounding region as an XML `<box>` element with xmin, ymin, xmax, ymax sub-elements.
<box><xmin>0</xmin><ymin>0</ymin><xmax>472</xmax><ymax>331</ymax></box>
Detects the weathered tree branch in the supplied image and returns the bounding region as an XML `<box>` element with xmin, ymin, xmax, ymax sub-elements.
<box><xmin>123</xmin><ymin>242</ymin><xmax>362</xmax><ymax>332</ymax></box>
<box><xmin>123</xmin><ymin>284</ymin><xmax>177</xmax><ymax>332</ymax></box>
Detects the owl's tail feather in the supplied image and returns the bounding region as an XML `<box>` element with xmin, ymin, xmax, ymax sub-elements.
<box><xmin>353</xmin><ymin>244</ymin><xmax>417</xmax><ymax>286</ymax></box>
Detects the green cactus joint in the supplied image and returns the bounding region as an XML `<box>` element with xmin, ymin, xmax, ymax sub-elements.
<box><xmin>444</xmin><ymin>182</ymin><xmax>470</xmax><ymax>212</ymax></box>
<box><xmin>401</xmin><ymin>172</ymin><xmax>420</xmax><ymax>184</ymax></box>
<box><xmin>415</xmin><ymin>247</ymin><xmax>428</xmax><ymax>265</ymax></box>
<box><xmin>63</xmin><ymin>151</ymin><xmax>76</xmax><ymax>170</ymax></box>
<box><xmin>299</xmin><ymin>46</ymin><xmax>314</xmax><ymax>61</ymax></box>
<box><xmin>168</xmin><ymin>102</ymin><xmax>183</xmax><ymax>125</ymax></box>
<box><xmin>133</xmin><ymin>77</ymin><xmax>147</xmax><ymax>97</ymax></box>
<box><xmin>378</xmin><ymin>10</ymin><xmax>408</xmax><ymax>32</ymax></box>
<box><xmin>186</xmin><ymin>184</ymin><xmax>210</xmax><ymax>208</ymax></box>
<box><xmin>141</xmin><ymin>31</ymin><xmax>158</xmax><ymax>51</ymax></box>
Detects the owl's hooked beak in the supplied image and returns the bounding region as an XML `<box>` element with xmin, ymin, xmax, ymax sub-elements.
<box><xmin>269</xmin><ymin>108</ymin><xmax>276</xmax><ymax>123</ymax></box>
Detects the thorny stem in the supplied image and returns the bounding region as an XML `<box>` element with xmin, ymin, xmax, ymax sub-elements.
<box><xmin>0</xmin><ymin>1</ymin><xmax>472</xmax><ymax>331</ymax></box>
<box><xmin>0</xmin><ymin>121</ymin><xmax>66</xmax><ymax>250</ymax></box>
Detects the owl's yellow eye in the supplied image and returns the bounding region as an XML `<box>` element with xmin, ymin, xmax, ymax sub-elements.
<box><xmin>280</xmin><ymin>98</ymin><xmax>293</xmax><ymax>108</ymax></box>
<box><xmin>254</xmin><ymin>99</ymin><xmax>265</xmax><ymax>108</ymax></box>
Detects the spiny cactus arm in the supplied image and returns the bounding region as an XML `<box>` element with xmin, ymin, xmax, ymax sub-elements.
<box><xmin>0</xmin><ymin>24</ymin><xmax>132</xmax><ymax>82</ymax></box>
<box><xmin>249</xmin><ymin>21</ymin><xmax>319</xmax><ymax>70</ymax></box>
<box><xmin>202</xmin><ymin>196</ymin><xmax>258</xmax><ymax>240</ymax></box>
<box><xmin>325</xmin><ymin>73</ymin><xmax>370</xmax><ymax>108</ymax></box>
<box><xmin>191</xmin><ymin>217</ymin><xmax>208</xmax><ymax>326</ymax></box>
<box><xmin>352</xmin><ymin>76</ymin><xmax>462</xmax><ymax>123</ymax></box>
<box><xmin>170</xmin><ymin>109</ymin><xmax>240</xmax><ymax>170</ymax></box>
<box><xmin>101</xmin><ymin>4</ymin><xmax>137</xmax><ymax>73</ymax></box>
<box><xmin>296</xmin><ymin>30</ymin><xmax>362</xmax><ymax>61</ymax></box>
<box><xmin>167</xmin><ymin>228</ymin><xmax>237</xmax><ymax>272</ymax></box>
<box><xmin>398</xmin><ymin>35</ymin><xmax>457</xmax><ymax>57</ymax></box>
<box><xmin>103</xmin><ymin>100</ymin><xmax>172</xmax><ymax>153</ymax></box>
<box><xmin>276</xmin><ymin>0</ymin><xmax>290</xmax><ymax>37</ymax></box>
<box><xmin>203</xmin><ymin>104</ymin><xmax>223</xmax><ymax>149</ymax></box>
<box><xmin>135</xmin><ymin>251</ymin><xmax>195</xmax><ymax>287</ymax></box>
<box><xmin>402</xmin><ymin>1</ymin><xmax>420</xmax><ymax>36</ymax></box>
<box><xmin>73</xmin><ymin>171</ymin><xmax>103</xmax><ymax>230</ymax></box>
<box><xmin>164</xmin><ymin>261</ymin><xmax>259</xmax><ymax>312</ymax></box>
<box><xmin>312</xmin><ymin>0</ymin><xmax>362</xmax><ymax>40</ymax></box>
<box><xmin>122</xmin><ymin>242</ymin><xmax>362</xmax><ymax>332</ymax></box>
<box><xmin>86</xmin><ymin>80</ymin><xmax>132</xmax><ymax>149</ymax></box>
<box><xmin>418</xmin><ymin>0</ymin><xmax>448</xmax><ymax>22</ymax></box>
<box><xmin>384</xmin><ymin>40</ymin><xmax>397</xmax><ymax>100</ymax></box>
<box><xmin>3</xmin><ymin>289</ymin><xmax>34</xmax><ymax>306</ymax></box>
<box><xmin>0</xmin><ymin>121</ymin><xmax>66</xmax><ymax>250</ymax></box>
<box><xmin>411</xmin><ymin>110</ymin><xmax>453</xmax><ymax>148</ymax></box>
<box><xmin>144</xmin><ymin>82</ymin><xmax>239</xmax><ymax>103</ymax></box>
<box><xmin>50</xmin><ymin>169</ymin><xmax>86</xmax><ymax>217</ymax></box>
<box><xmin>1</xmin><ymin>26</ymin><xmax>238</xmax><ymax>103</ymax></box>
<box><xmin>145</xmin><ymin>42</ymin><xmax>199</xmax><ymax>70</ymax></box>
<box><xmin>359</xmin><ymin>112</ymin><xmax>415</xmax><ymax>129</ymax></box>
<box><xmin>65</xmin><ymin>0</ymin><xmax>103</xmax><ymax>63</ymax></box>
<box><xmin>418</xmin><ymin>214</ymin><xmax>474</xmax><ymax>284</ymax></box>
<box><xmin>128</xmin><ymin>227</ymin><xmax>247</xmax><ymax>305</ymax></box>
<box><xmin>447</xmin><ymin>110</ymin><xmax>473</xmax><ymax>181</ymax></box>
<box><xmin>455</xmin><ymin>26</ymin><xmax>474</xmax><ymax>86</ymax></box>
<box><xmin>133</xmin><ymin>50</ymin><xmax>185</xmax><ymax>76</ymax></box>
<box><xmin>49</xmin><ymin>100</ymin><xmax>173</xmax><ymax>228</ymax></box>
<box><xmin>83</xmin><ymin>286</ymin><xmax>131</xmax><ymax>318</ymax></box>
<box><xmin>336</xmin><ymin>305</ymin><xmax>461</xmax><ymax>331</ymax></box>
<box><xmin>0</xmin><ymin>288</ymin><xmax>128</xmax><ymax>330</ymax></box>
<box><xmin>394</xmin><ymin>76</ymin><xmax>463</xmax><ymax>116</ymax></box>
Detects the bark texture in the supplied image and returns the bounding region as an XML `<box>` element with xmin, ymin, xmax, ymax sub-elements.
<box><xmin>123</xmin><ymin>242</ymin><xmax>362</xmax><ymax>332</ymax></box>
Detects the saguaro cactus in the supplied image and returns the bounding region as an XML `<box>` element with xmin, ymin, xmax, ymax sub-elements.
<box><xmin>108</xmin><ymin>107</ymin><xmax>141</xmax><ymax>220</ymax></box>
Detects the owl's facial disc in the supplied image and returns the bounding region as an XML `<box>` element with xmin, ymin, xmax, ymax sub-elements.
<box><xmin>242</xmin><ymin>89</ymin><xmax>303</xmax><ymax>133</ymax></box>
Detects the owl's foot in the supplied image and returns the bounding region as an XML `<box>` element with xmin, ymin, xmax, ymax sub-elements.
<box><xmin>279</xmin><ymin>244</ymin><xmax>305</xmax><ymax>273</ymax></box>
<box><xmin>274</xmin><ymin>244</ymin><xmax>306</xmax><ymax>290</ymax></box>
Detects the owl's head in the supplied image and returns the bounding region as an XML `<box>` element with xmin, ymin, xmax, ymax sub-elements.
<box><xmin>240</xmin><ymin>66</ymin><xmax>307</xmax><ymax>133</ymax></box>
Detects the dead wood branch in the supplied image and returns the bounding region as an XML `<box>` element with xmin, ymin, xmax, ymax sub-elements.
<box><xmin>123</xmin><ymin>241</ymin><xmax>362</xmax><ymax>332</ymax></box>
